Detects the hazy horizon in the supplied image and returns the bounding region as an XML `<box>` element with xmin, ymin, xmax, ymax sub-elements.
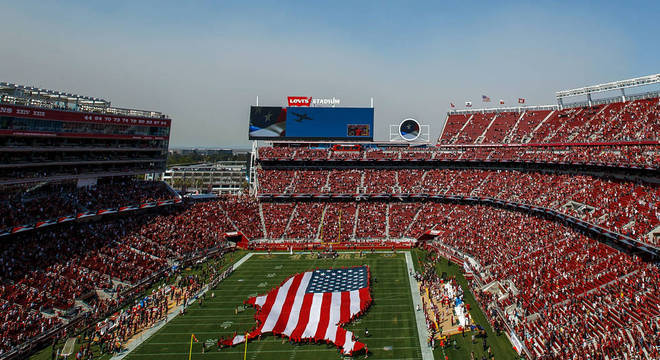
<box><xmin>1</xmin><ymin>1</ymin><xmax>658</xmax><ymax>147</ymax></box>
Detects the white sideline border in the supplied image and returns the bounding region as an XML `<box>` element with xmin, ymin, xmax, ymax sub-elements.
<box><xmin>404</xmin><ymin>251</ymin><xmax>435</xmax><ymax>360</ymax></box>
<box><xmin>111</xmin><ymin>252</ymin><xmax>254</xmax><ymax>359</ymax></box>
<box><xmin>113</xmin><ymin>251</ymin><xmax>433</xmax><ymax>360</ymax></box>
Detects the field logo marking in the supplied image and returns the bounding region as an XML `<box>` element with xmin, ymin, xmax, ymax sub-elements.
<box><xmin>221</xmin><ymin>321</ymin><xmax>233</xmax><ymax>329</ymax></box>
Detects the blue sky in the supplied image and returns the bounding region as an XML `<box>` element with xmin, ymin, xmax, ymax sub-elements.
<box><xmin>1</xmin><ymin>0</ymin><xmax>658</xmax><ymax>146</ymax></box>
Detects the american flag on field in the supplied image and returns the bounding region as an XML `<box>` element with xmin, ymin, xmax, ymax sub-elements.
<box><xmin>482</xmin><ymin>95</ymin><xmax>491</xmax><ymax>102</ymax></box>
<box><xmin>223</xmin><ymin>266</ymin><xmax>372</xmax><ymax>356</ymax></box>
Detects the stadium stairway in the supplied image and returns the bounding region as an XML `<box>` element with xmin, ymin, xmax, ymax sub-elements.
<box><xmin>281</xmin><ymin>203</ymin><xmax>298</xmax><ymax>239</ymax></box>
<box><xmin>449</xmin><ymin>114</ymin><xmax>473</xmax><ymax>143</ymax></box>
<box><xmin>403</xmin><ymin>205</ymin><xmax>425</xmax><ymax>235</ymax></box>
<box><xmin>258</xmin><ymin>203</ymin><xmax>267</xmax><ymax>238</ymax></box>
<box><xmin>351</xmin><ymin>204</ymin><xmax>360</xmax><ymax>239</ymax></box>
<box><xmin>526</xmin><ymin>110</ymin><xmax>556</xmax><ymax>143</ymax></box>
<box><xmin>218</xmin><ymin>202</ymin><xmax>239</xmax><ymax>232</ymax></box>
<box><xmin>501</xmin><ymin>112</ymin><xmax>526</xmax><ymax>143</ymax></box>
<box><xmin>385</xmin><ymin>203</ymin><xmax>391</xmax><ymax>238</ymax></box>
<box><xmin>583</xmin><ymin>103</ymin><xmax>614</xmax><ymax>141</ymax></box>
<box><xmin>476</xmin><ymin>114</ymin><xmax>499</xmax><ymax>144</ymax></box>
<box><xmin>163</xmin><ymin>181</ymin><xmax>182</xmax><ymax>199</ymax></box>
<box><xmin>315</xmin><ymin>204</ymin><xmax>327</xmax><ymax>240</ymax></box>
<box><xmin>124</xmin><ymin>244</ymin><xmax>162</xmax><ymax>261</ymax></box>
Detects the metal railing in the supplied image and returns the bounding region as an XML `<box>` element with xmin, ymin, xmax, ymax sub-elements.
<box><xmin>447</xmin><ymin>104</ymin><xmax>558</xmax><ymax>115</ymax></box>
<box><xmin>0</xmin><ymin>94</ymin><xmax>167</xmax><ymax>119</ymax></box>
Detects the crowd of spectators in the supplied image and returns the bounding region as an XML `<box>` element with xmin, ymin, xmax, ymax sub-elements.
<box><xmin>441</xmin><ymin>144</ymin><xmax>659</xmax><ymax>169</ymax></box>
<box><xmin>222</xmin><ymin>196</ymin><xmax>264</xmax><ymax>239</ymax></box>
<box><xmin>424</xmin><ymin>205</ymin><xmax>659</xmax><ymax>359</ymax></box>
<box><xmin>262</xmin><ymin>203</ymin><xmax>295</xmax><ymax>239</ymax></box>
<box><xmin>355</xmin><ymin>202</ymin><xmax>387</xmax><ymax>239</ymax></box>
<box><xmin>0</xmin><ymin>199</ymin><xmax>232</xmax><ymax>356</ymax></box>
<box><xmin>2</xmin><ymin>138</ymin><xmax>659</xmax><ymax>359</ymax></box>
<box><xmin>257</xmin><ymin>144</ymin><xmax>659</xmax><ymax>169</ymax></box>
<box><xmin>257</xmin><ymin>168</ymin><xmax>660</xmax><ymax>246</ymax></box>
<box><xmin>282</xmin><ymin>203</ymin><xmax>325</xmax><ymax>239</ymax></box>
<box><xmin>0</xmin><ymin>178</ymin><xmax>176</xmax><ymax>231</ymax></box>
<box><xmin>438</xmin><ymin>96</ymin><xmax>659</xmax><ymax>144</ymax></box>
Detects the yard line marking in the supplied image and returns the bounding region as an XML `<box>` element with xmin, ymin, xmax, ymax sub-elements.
<box><xmin>140</xmin><ymin>336</ymin><xmax>418</xmax><ymax>345</ymax></box>
<box><xmin>164</xmin><ymin>318</ymin><xmax>418</xmax><ymax>325</ymax></box>
<box><xmin>151</xmin><ymin>327</ymin><xmax>416</xmax><ymax>335</ymax></box>
<box><xmin>111</xmin><ymin>252</ymin><xmax>254</xmax><ymax>360</ymax></box>
<box><xmin>125</xmin><ymin>347</ymin><xmax>423</xmax><ymax>355</ymax></box>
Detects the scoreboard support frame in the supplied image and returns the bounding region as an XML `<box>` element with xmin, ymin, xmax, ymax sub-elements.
<box><xmin>389</xmin><ymin>124</ymin><xmax>430</xmax><ymax>143</ymax></box>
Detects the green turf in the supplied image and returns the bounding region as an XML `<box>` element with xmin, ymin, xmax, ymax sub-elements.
<box><xmin>32</xmin><ymin>250</ymin><xmax>520</xmax><ymax>360</ymax></box>
<box><xmin>126</xmin><ymin>252</ymin><xmax>422</xmax><ymax>360</ymax></box>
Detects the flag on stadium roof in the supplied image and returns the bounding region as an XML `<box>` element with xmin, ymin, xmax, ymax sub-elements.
<box><xmin>465</xmin><ymin>101</ymin><xmax>472</xmax><ymax>107</ymax></box>
<box><xmin>518</xmin><ymin>98</ymin><xmax>525</xmax><ymax>104</ymax></box>
<box><xmin>222</xmin><ymin>266</ymin><xmax>372</xmax><ymax>356</ymax></box>
<box><xmin>482</xmin><ymin>95</ymin><xmax>491</xmax><ymax>102</ymax></box>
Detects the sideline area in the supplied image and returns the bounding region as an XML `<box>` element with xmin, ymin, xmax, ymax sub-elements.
<box><xmin>111</xmin><ymin>252</ymin><xmax>254</xmax><ymax>359</ymax></box>
<box><xmin>405</xmin><ymin>251</ymin><xmax>435</xmax><ymax>360</ymax></box>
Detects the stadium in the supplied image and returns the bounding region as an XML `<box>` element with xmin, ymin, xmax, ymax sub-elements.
<box><xmin>1</xmin><ymin>71</ymin><xmax>658</xmax><ymax>360</ymax></box>
<box><xmin>1</xmin><ymin>3</ymin><xmax>660</xmax><ymax>359</ymax></box>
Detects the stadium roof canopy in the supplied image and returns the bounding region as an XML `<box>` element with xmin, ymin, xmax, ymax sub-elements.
<box><xmin>0</xmin><ymin>82</ymin><xmax>167</xmax><ymax>119</ymax></box>
<box><xmin>556</xmin><ymin>74</ymin><xmax>660</xmax><ymax>99</ymax></box>
<box><xmin>0</xmin><ymin>82</ymin><xmax>109</xmax><ymax>105</ymax></box>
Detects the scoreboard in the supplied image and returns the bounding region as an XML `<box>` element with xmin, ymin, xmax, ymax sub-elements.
<box><xmin>249</xmin><ymin>106</ymin><xmax>373</xmax><ymax>140</ymax></box>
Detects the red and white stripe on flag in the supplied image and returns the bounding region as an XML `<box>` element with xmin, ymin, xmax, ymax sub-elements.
<box><xmin>224</xmin><ymin>267</ymin><xmax>372</xmax><ymax>356</ymax></box>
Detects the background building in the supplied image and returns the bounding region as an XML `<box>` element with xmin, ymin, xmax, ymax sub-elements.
<box><xmin>161</xmin><ymin>161</ymin><xmax>247</xmax><ymax>195</ymax></box>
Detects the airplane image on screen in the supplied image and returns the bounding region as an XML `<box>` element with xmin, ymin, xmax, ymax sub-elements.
<box><xmin>290</xmin><ymin>112</ymin><xmax>312</xmax><ymax>122</ymax></box>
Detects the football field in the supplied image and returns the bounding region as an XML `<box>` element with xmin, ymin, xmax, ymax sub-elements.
<box><xmin>124</xmin><ymin>252</ymin><xmax>424</xmax><ymax>360</ymax></box>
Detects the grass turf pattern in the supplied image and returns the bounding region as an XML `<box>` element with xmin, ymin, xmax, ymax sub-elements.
<box><xmin>126</xmin><ymin>252</ymin><xmax>422</xmax><ymax>360</ymax></box>
<box><xmin>31</xmin><ymin>250</ymin><xmax>518</xmax><ymax>360</ymax></box>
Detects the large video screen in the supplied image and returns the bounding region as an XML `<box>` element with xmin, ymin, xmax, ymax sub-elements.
<box><xmin>249</xmin><ymin>106</ymin><xmax>287</xmax><ymax>139</ymax></box>
<box><xmin>249</xmin><ymin>106</ymin><xmax>374</xmax><ymax>140</ymax></box>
